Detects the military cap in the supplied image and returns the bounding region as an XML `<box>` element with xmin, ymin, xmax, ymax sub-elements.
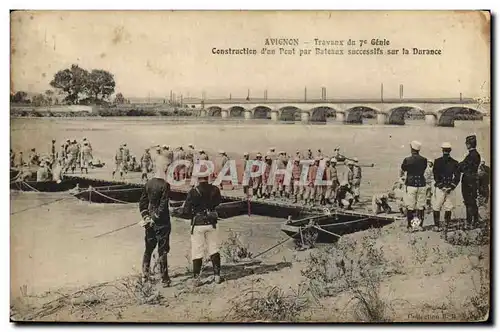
<box><xmin>441</xmin><ymin>142</ymin><xmax>452</xmax><ymax>149</ymax></box>
<box><xmin>269</xmin><ymin>147</ymin><xmax>276</xmax><ymax>151</ymax></box>
<box><xmin>410</xmin><ymin>141</ymin><xmax>422</xmax><ymax>151</ymax></box>
<box><xmin>353</xmin><ymin>157</ymin><xmax>359</xmax><ymax>162</ymax></box>
<box><xmin>466</xmin><ymin>134</ymin><xmax>477</xmax><ymax>144</ymax></box>
<box><xmin>347</xmin><ymin>160</ymin><xmax>354</xmax><ymax>166</ymax></box>
<box><xmin>256</xmin><ymin>152</ymin><xmax>262</xmax><ymax>158</ymax></box>
<box><xmin>330</xmin><ymin>158</ymin><xmax>337</xmax><ymax>163</ymax></box>
<box><xmin>243</xmin><ymin>152</ymin><xmax>249</xmax><ymax>156</ymax></box>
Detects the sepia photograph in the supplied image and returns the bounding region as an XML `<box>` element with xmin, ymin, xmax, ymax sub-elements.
<box><xmin>9</xmin><ymin>10</ymin><xmax>491</xmax><ymax>323</ymax></box>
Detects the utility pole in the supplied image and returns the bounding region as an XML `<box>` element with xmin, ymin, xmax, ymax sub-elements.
<box><xmin>229</xmin><ymin>93</ymin><xmax>232</xmax><ymax>100</ymax></box>
<box><xmin>170</xmin><ymin>90</ymin><xmax>173</xmax><ymax>103</ymax></box>
<box><xmin>380</xmin><ymin>83</ymin><xmax>384</xmax><ymax>102</ymax></box>
<box><xmin>304</xmin><ymin>86</ymin><xmax>307</xmax><ymax>102</ymax></box>
<box><xmin>202</xmin><ymin>91</ymin><xmax>206</xmax><ymax>101</ymax></box>
<box><xmin>399</xmin><ymin>84</ymin><xmax>404</xmax><ymax>100</ymax></box>
<box><xmin>460</xmin><ymin>92</ymin><xmax>463</xmax><ymax>101</ymax></box>
<box><xmin>180</xmin><ymin>94</ymin><xmax>183</xmax><ymax>107</ymax></box>
<box><xmin>247</xmin><ymin>89</ymin><xmax>250</xmax><ymax>101</ymax></box>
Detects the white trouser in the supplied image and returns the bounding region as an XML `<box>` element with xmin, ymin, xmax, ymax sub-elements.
<box><xmin>432</xmin><ymin>187</ymin><xmax>455</xmax><ymax>212</ymax></box>
<box><xmin>191</xmin><ymin>225</ymin><xmax>220</xmax><ymax>260</ymax></box>
<box><xmin>404</xmin><ymin>186</ymin><xmax>426</xmax><ymax>210</ymax></box>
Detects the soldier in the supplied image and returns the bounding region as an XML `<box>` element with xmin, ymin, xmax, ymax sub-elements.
<box><xmin>10</xmin><ymin>149</ymin><xmax>15</xmax><ymax>168</ymax></box>
<box><xmin>218</xmin><ymin>151</ymin><xmax>230</xmax><ymax>191</ymax></box>
<box><xmin>112</xmin><ymin>146</ymin><xmax>125</xmax><ymax>179</ymax></box>
<box><xmin>66</xmin><ymin>143</ymin><xmax>79</xmax><ymax>174</ymax></box>
<box><xmin>138</xmin><ymin>158</ymin><xmax>172</xmax><ymax>287</ymax></box>
<box><xmin>28</xmin><ymin>148</ymin><xmax>39</xmax><ymax>167</ymax></box>
<box><xmin>140</xmin><ymin>148</ymin><xmax>152</xmax><ymax>182</ymax></box>
<box><xmin>242</xmin><ymin>152</ymin><xmax>251</xmax><ymax>196</ymax></box>
<box><xmin>424</xmin><ymin>160</ymin><xmax>434</xmax><ymax>209</ymax></box>
<box><xmin>316</xmin><ymin>149</ymin><xmax>324</xmax><ymax>159</ymax></box>
<box><xmin>295</xmin><ymin>150</ymin><xmax>303</xmax><ymax>160</ymax></box>
<box><xmin>252</xmin><ymin>153</ymin><xmax>263</xmax><ymax>198</ymax></box>
<box><xmin>57</xmin><ymin>143</ymin><xmax>66</xmax><ymax>167</ymax></box>
<box><xmin>352</xmin><ymin>157</ymin><xmax>362</xmax><ymax>203</ymax></box>
<box><xmin>287</xmin><ymin>158</ymin><xmax>302</xmax><ymax>203</ymax></box>
<box><xmin>478</xmin><ymin>160</ymin><xmax>490</xmax><ymax>205</ymax></box>
<box><xmin>458</xmin><ymin>134</ymin><xmax>481</xmax><ymax>229</ymax></box>
<box><xmin>186</xmin><ymin>144</ymin><xmax>196</xmax><ymax>179</ymax></box>
<box><xmin>52</xmin><ymin>161</ymin><xmax>64</xmax><ymax>184</ymax></box>
<box><xmin>198</xmin><ymin>149</ymin><xmax>209</xmax><ymax>161</ymax></box>
<box><xmin>304</xmin><ymin>158</ymin><xmax>319</xmax><ymax>206</ymax></box>
<box><xmin>336</xmin><ymin>181</ymin><xmax>354</xmax><ymax>210</ymax></box>
<box><xmin>36</xmin><ymin>161</ymin><xmax>51</xmax><ymax>182</ymax></box>
<box><xmin>400</xmin><ymin>141</ymin><xmax>428</xmax><ymax>231</ymax></box>
<box><xmin>273</xmin><ymin>151</ymin><xmax>287</xmax><ymax>197</ymax></box>
<box><xmin>64</xmin><ymin>139</ymin><xmax>71</xmax><ymax>155</ymax></box>
<box><xmin>181</xmin><ymin>171</ymin><xmax>223</xmax><ymax>286</ymax></box>
<box><xmin>165</xmin><ymin>146</ymin><xmax>174</xmax><ymax>167</ymax></box>
<box><xmin>122</xmin><ymin>143</ymin><xmax>130</xmax><ymax>174</ymax></box>
<box><xmin>325</xmin><ymin>158</ymin><xmax>340</xmax><ymax>205</ymax></box>
<box><xmin>50</xmin><ymin>139</ymin><xmax>56</xmax><ymax>165</ymax></box>
<box><xmin>80</xmin><ymin>142</ymin><xmax>93</xmax><ymax>174</ymax></box>
<box><xmin>262</xmin><ymin>156</ymin><xmax>273</xmax><ymax>198</ymax></box>
<box><xmin>371</xmin><ymin>193</ymin><xmax>392</xmax><ymax>214</ymax></box>
<box><xmin>390</xmin><ymin>178</ymin><xmax>407</xmax><ymax>216</ymax></box>
<box><xmin>432</xmin><ymin>142</ymin><xmax>461</xmax><ymax>232</ymax></box>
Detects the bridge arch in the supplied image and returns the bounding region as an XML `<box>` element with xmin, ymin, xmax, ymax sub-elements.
<box><xmin>279</xmin><ymin>106</ymin><xmax>301</xmax><ymax>121</ymax></box>
<box><xmin>310</xmin><ymin>106</ymin><xmax>337</xmax><ymax>122</ymax></box>
<box><xmin>387</xmin><ymin>106</ymin><xmax>425</xmax><ymax>125</ymax></box>
<box><xmin>252</xmin><ymin>105</ymin><xmax>272</xmax><ymax>119</ymax></box>
<box><xmin>344</xmin><ymin>106</ymin><xmax>381</xmax><ymax>124</ymax></box>
<box><xmin>228</xmin><ymin>106</ymin><xmax>245</xmax><ymax>117</ymax></box>
<box><xmin>207</xmin><ymin>106</ymin><xmax>222</xmax><ymax>117</ymax></box>
<box><xmin>436</xmin><ymin>107</ymin><xmax>484</xmax><ymax>127</ymax></box>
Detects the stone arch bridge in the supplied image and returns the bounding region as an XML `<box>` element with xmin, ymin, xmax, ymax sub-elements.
<box><xmin>185</xmin><ymin>98</ymin><xmax>489</xmax><ymax>127</ymax></box>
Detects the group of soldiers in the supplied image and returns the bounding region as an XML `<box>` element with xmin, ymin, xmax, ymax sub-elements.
<box><xmin>241</xmin><ymin>147</ymin><xmax>363</xmax><ymax>209</ymax></box>
<box><xmin>10</xmin><ymin>137</ymin><xmax>97</xmax><ymax>182</ymax></box>
<box><xmin>387</xmin><ymin>134</ymin><xmax>490</xmax><ymax>232</ymax></box>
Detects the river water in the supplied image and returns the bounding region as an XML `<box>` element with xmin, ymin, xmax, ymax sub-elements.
<box><xmin>10</xmin><ymin>117</ymin><xmax>490</xmax><ymax>295</ymax></box>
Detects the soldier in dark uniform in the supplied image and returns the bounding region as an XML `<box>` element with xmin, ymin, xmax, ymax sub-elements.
<box><xmin>431</xmin><ymin>142</ymin><xmax>461</xmax><ymax>232</ymax></box>
<box><xmin>400</xmin><ymin>141</ymin><xmax>428</xmax><ymax>230</ymax></box>
<box><xmin>138</xmin><ymin>158</ymin><xmax>172</xmax><ymax>287</ymax></box>
<box><xmin>459</xmin><ymin>134</ymin><xmax>481</xmax><ymax>229</ymax></box>
<box><xmin>181</xmin><ymin>173</ymin><xmax>222</xmax><ymax>286</ymax></box>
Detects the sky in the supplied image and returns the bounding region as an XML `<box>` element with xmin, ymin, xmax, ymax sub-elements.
<box><xmin>10</xmin><ymin>11</ymin><xmax>490</xmax><ymax>100</ymax></box>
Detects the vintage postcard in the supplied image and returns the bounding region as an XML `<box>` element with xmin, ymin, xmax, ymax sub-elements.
<box><xmin>10</xmin><ymin>10</ymin><xmax>491</xmax><ymax>323</ymax></box>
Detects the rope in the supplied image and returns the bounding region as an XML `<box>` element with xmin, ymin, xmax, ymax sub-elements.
<box><xmin>80</xmin><ymin>188</ymin><xmax>137</xmax><ymax>204</ymax></box>
<box><xmin>93</xmin><ymin>222</ymin><xmax>138</xmax><ymax>238</ymax></box>
<box><xmin>19</xmin><ymin>181</ymin><xmax>41</xmax><ymax>192</ymax></box>
<box><xmin>312</xmin><ymin>225</ymin><xmax>341</xmax><ymax>238</ymax></box>
<box><xmin>10</xmin><ymin>196</ymin><xmax>74</xmax><ymax>215</ymax></box>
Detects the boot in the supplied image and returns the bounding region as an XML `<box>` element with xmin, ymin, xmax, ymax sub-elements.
<box><xmin>191</xmin><ymin>258</ymin><xmax>203</xmax><ymax>287</ymax></box>
<box><xmin>112</xmin><ymin>171</ymin><xmax>115</xmax><ymax>178</ymax></box>
<box><xmin>444</xmin><ymin>211</ymin><xmax>452</xmax><ymax>234</ymax></box>
<box><xmin>252</xmin><ymin>188</ymin><xmax>257</xmax><ymax>197</ymax></box>
<box><xmin>142</xmin><ymin>252</ymin><xmax>152</xmax><ymax>282</ymax></box>
<box><xmin>465</xmin><ymin>206</ymin><xmax>472</xmax><ymax>230</ymax></box>
<box><xmin>210</xmin><ymin>253</ymin><xmax>223</xmax><ymax>284</ymax></box>
<box><xmin>472</xmin><ymin>206</ymin><xmax>480</xmax><ymax>229</ymax></box>
<box><xmin>417</xmin><ymin>210</ymin><xmax>425</xmax><ymax>228</ymax></box>
<box><xmin>407</xmin><ymin>210</ymin><xmax>414</xmax><ymax>229</ymax></box>
<box><xmin>279</xmin><ymin>190</ymin><xmax>283</xmax><ymax>197</ymax></box>
<box><xmin>293</xmin><ymin>195</ymin><xmax>298</xmax><ymax>204</ymax></box>
<box><xmin>159</xmin><ymin>254</ymin><xmax>171</xmax><ymax>287</ymax></box>
<box><xmin>433</xmin><ymin>211</ymin><xmax>441</xmax><ymax>230</ymax></box>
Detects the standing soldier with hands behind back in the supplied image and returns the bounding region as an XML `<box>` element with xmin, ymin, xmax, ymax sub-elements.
<box><xmin>459</xmin><ymin>134</ymin><xmax>481</xmax><ymax>229</ymax></box>
<box><xmin>401</xmin><ymin>141</ymin><xmax>428</xmax><ymax>231</ymax></box>
<box><xmin>431</xmin><ymin>142</ymin><xmax>460</xmax><ymax>233</ymax></box>
<box><xmin>138</xmin><ymin>156</ymin><xmax>172</xmax><ymax>287</ymax></box>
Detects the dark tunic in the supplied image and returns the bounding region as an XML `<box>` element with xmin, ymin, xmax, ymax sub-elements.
<box><xmin>432</xmin><ymin>156</ymin><xmax>460</xmax><ymax>190</ymax></box>
<box><xmin>401</xmin><ymin>153</ymin><xmax>428</xmax><ymax>187</ymax></box>
<box><xmin>458</xmin><ymin>148</ymin><xmax>481</xmax><ymax>205</ymax></box>
<box><xmin>139</xmin><ymin>177</ymin><xmax>171</xmax><ymax>226</ymax></box>
<box><xmin>182</xmin><ymin>182</ymin><xmax>221</xmax><ymax>220</ymax></box>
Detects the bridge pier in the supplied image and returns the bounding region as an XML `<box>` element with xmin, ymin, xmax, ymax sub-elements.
<box><xmin>244</xmin><ymin>110</ymin><xmax>253</xmax><ymax>119</ymax></box>
<box><xmin>336</xmin><ymin>112</ymin><xmax>345</xmax><ymax>123</ymax></box>
<box><xmin>300</xmin><ymin>111</ymin><xmax>310</xmax><ymax>123</ymax></box>
<box><xmin>376</xmin><ymin>113</ymin><xmax>387</xmax><ymax>125</ymax></box>
<box><xmin>270</xmin><ymin>110</ymin><xmax>279</xmax><ymax>122</ymax></box>
<box><xmin>425</xmin><ymin>114</ymin><xmax>437</xmax><ymax>126</ymax></box>
<box><xmin>199</xmin><ymin>109</ymin><xmax>207</xmax><ymax>117</ymax></box>
<box><xmin>221</xmin><ymin>109</ymin><xmax>229</xmax><ymax>119</ymax></box>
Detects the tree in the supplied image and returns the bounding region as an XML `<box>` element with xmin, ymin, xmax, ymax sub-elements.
<box><xmin>31</xmin><ymin>93</ymin><xmax>48</xmax><ymax>107</ymax></box>
<box><xmin>45</xmin><ymin>90</ymin><xmax>54</xmax><ymax>105</ymax></box>
<box><xmin>86</xmin><ymin>69</ymin><xmax>115</xmax><ymax>102</ymax></box>
<box><xmin>114</xmin><ymin>92</ymin><xmax>125</xmax><ymax>104</ymax></box>
<box><xmin>49</xmin><ymin>64</ymin><xmax>89</xmax><ymax>105</ymax></box>
<box><xmin>11</xmin><ymin>91</ymin><xmax>29</xmax><ymax>103</ymax></box>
